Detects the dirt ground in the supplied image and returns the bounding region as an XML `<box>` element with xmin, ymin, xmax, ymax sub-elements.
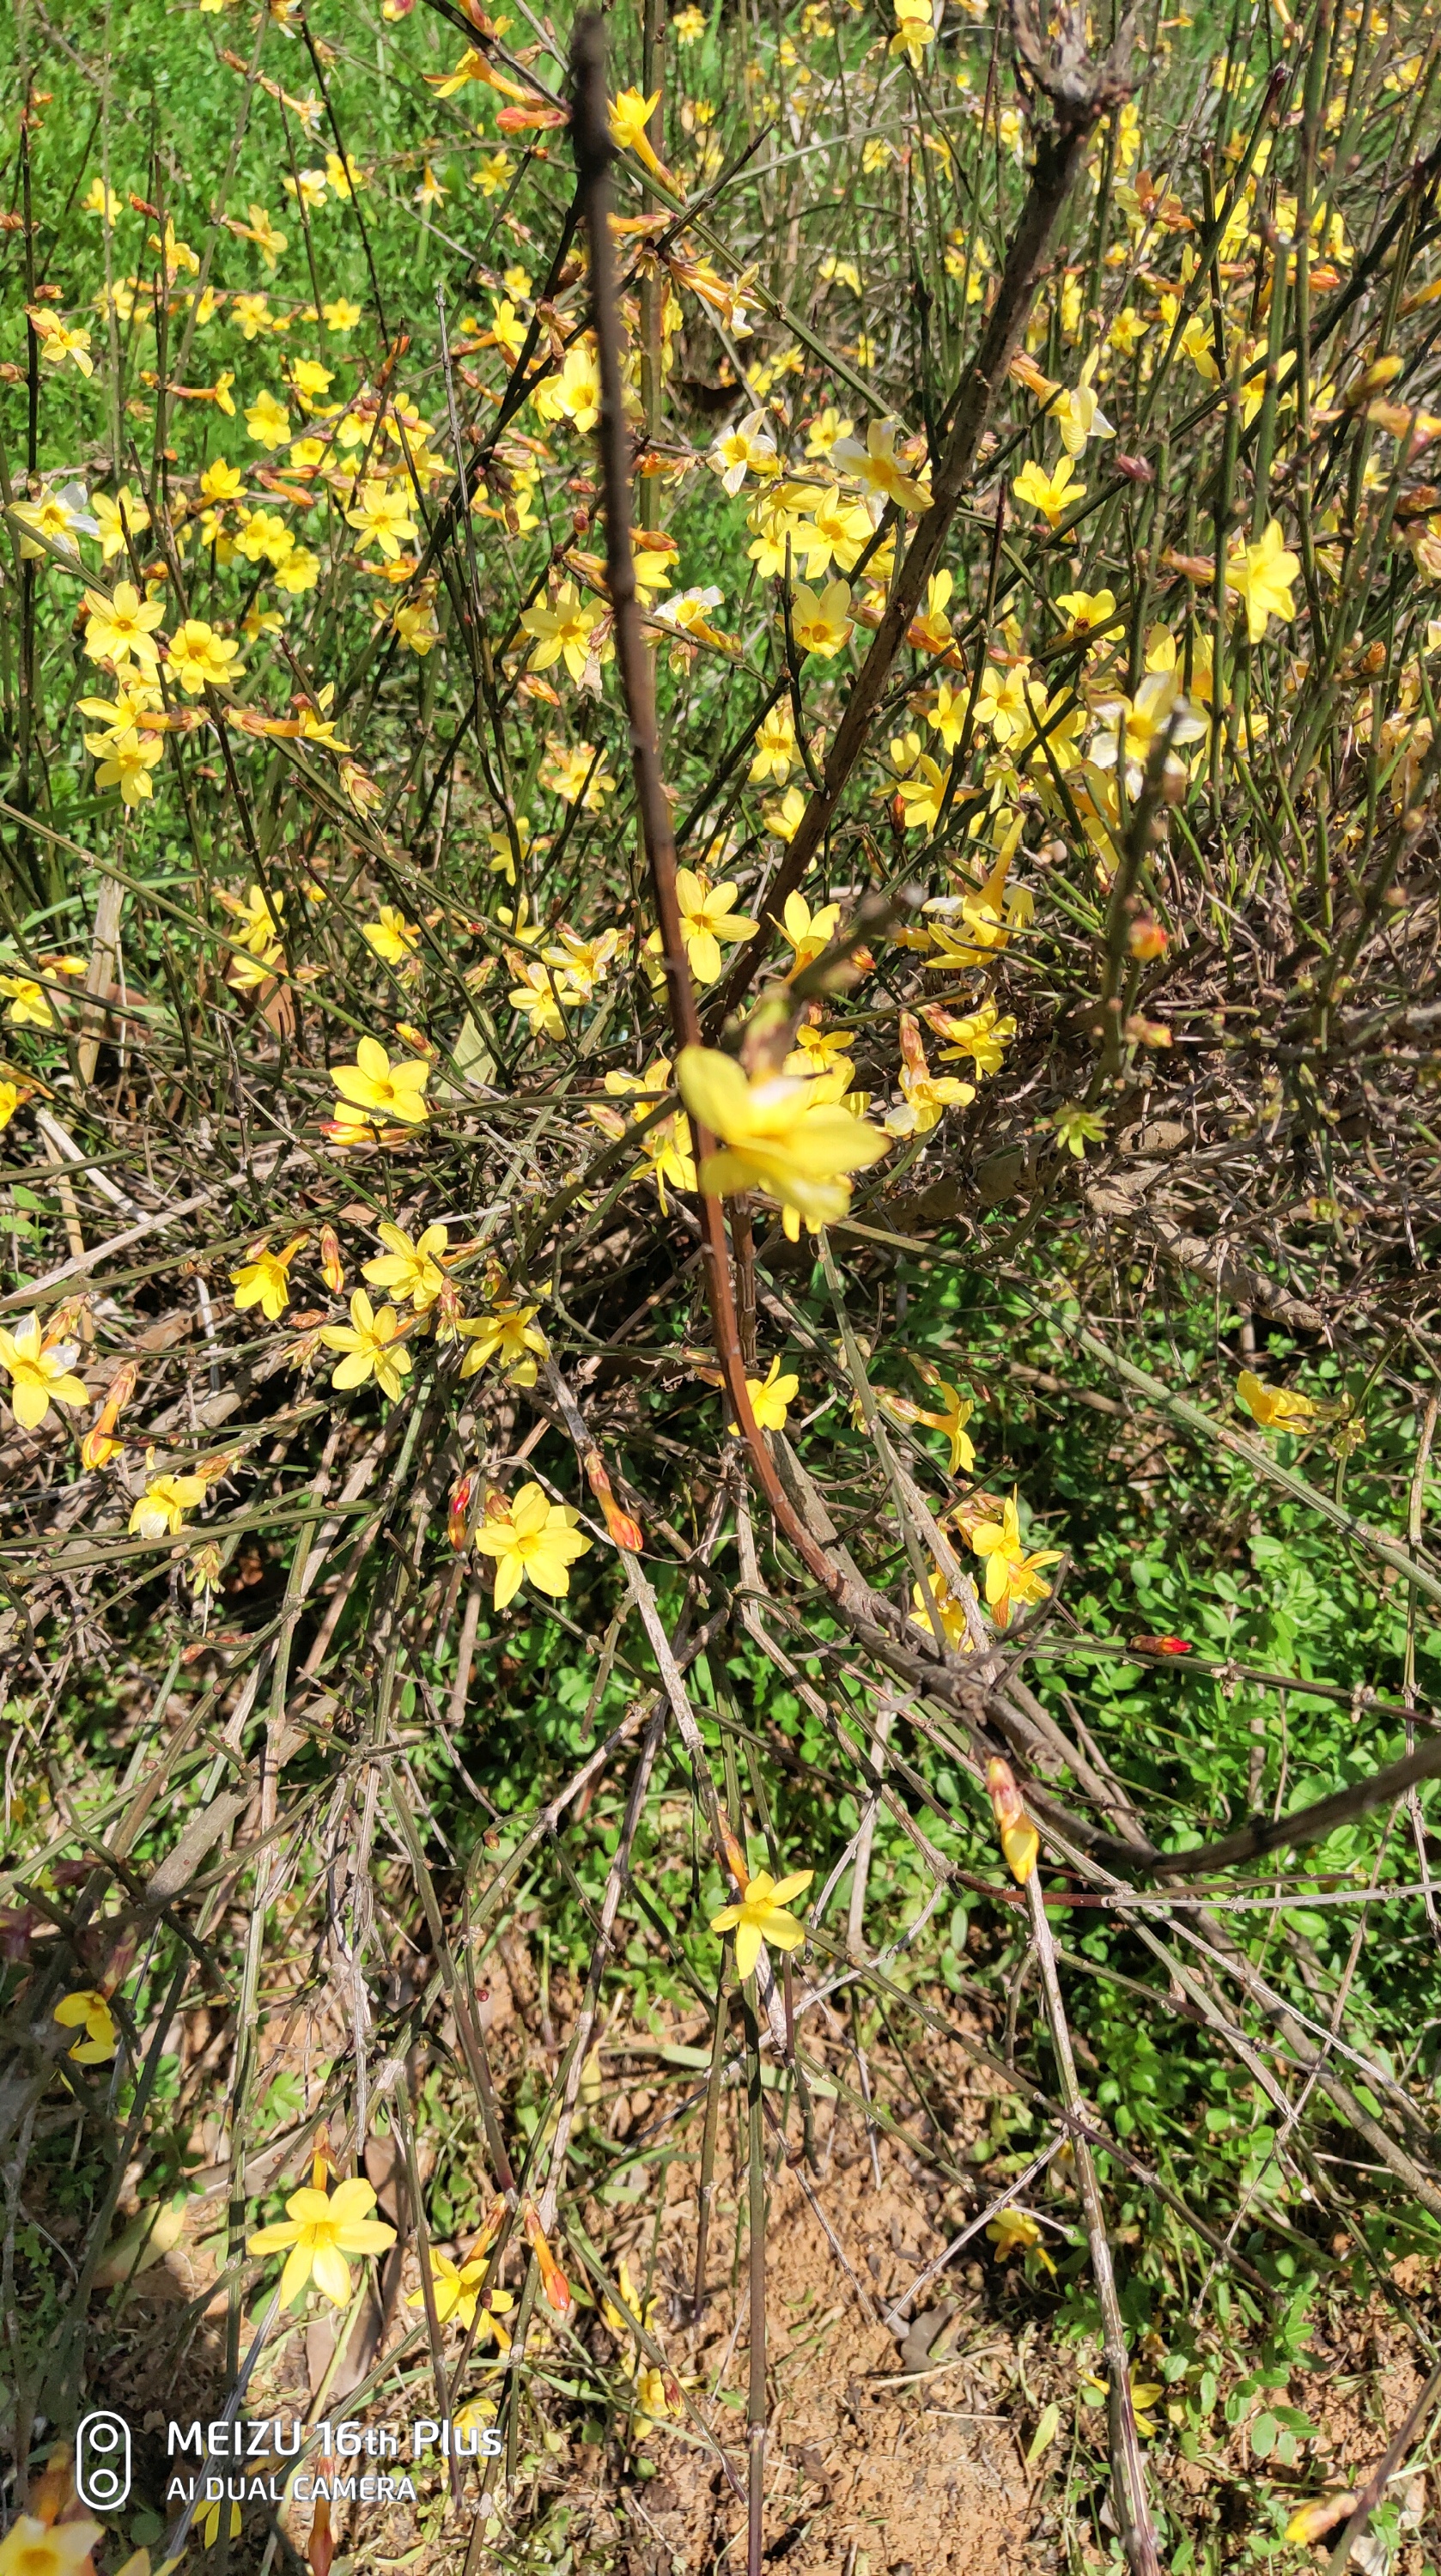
<box><xmin>73</xmin><ymin>1960</ymin><xmax>1437</xmax><ymax>2575</ymax></box>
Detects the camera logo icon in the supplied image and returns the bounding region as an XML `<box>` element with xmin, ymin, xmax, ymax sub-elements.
<box><xmin>76</xmin><ymin>2410</ymin><xmax>132</xmax><ymax>2512</ymax></box>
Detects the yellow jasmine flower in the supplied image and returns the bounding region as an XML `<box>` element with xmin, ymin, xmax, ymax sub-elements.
<box><xmin>166</xmin><ymin>619</ymin><xmax>246</xmax><ymax>695</ymax></box>
<box><xmin>93</xmin><ymin>484</ymin><xmax>151</xmax><ymax>563</ymax></box>
<box><xmin>200</xmin><ymin>456</ymin><xmax>247</xmax><ymax>505</ymax></box>
<box><xmin>908</xmin><ymin>568</ymin><xmax>954</xmax><ymax>654</ymax></box>
<box><xmin>319</xmin><ymin>1290</ymin><xmax>412</xmax><ymax>1400</ymax></box>
<box><xmin>344</xmin><ymin>479</ymin><xmax>418</xmax><ymax>560</ymax></box>
<box><xmin>928</xmin><ymin>997</ymin><xmax>1017</xmax><ymax>1078</ymax></box>
<box><xmin>832</xmin><ymin>418</ymin><xmax>932</xmax><ymax>513</ymax></box>
<box><xmin>793</xmin><ymin>489</ymin><xmax>873</xmax><ymax>579</ymax></box>
<box><xmin>895</xmin><ymin>752</ymin><xmax>950</xmax><ymax>832</ymax></box>
<box><xmin>31</xmin><ymin>313</ymin><xmax>94</xmax><ymax>375</ymax></box>
<box><xmin>791</xmin><ymin>579</ymin><xmax>854</xmax><ymax>658</ymax></box>
<box><xmin>471</xmin><ymin>1480</ymin><xmax>593</xmax><ymax>1609</ymax></box>
<box><xmin>927</xmin><ymin>679</ymin><xmax>969</xmax><ymax>750</ymax></box>
<box><xmin>541</xmin><ymin>738</ymin><xmax>616</xmax><ymax>807</ymax></box>
<box><xmin>234</xmin><ymin>507</ymin><xmax>295</xmax><ymax>566</ymax></box>
<box><xmin>708</xmin><ymin>1864</ymin><xmax>814</xmax><ymax>1977</ymax></box>
<box><xmin>393</xmin><ymin>594</ymin><xmax>440</xmax><ymax>653</ymax></box>
<box><xmin>924</xmin><ymin>1373</ymin><xmax>976</xmax><ymax>1474</ymax></box>
<box><xmin>245</xmin><ymin>389</ymin><xmax>291</xmax><ymax>447</ymax></box>
<box><xmin>784</xmin><ymin>1018</ymin><xmax>854</xmax><ymax>1075</ymax></box>
<box><xmin>970</xmin><ymin>1495</ymin><xmax>1061</xmax><ymax>1629</ymax></box>
<box><xmin>82</xmin><ymin>580</ymin><xmax>164</xmax><ymax>671</ymax></box>
<box><xmin>774</xmin><ymin>890</ymin><xmax>840</xmax><ymax>976</ymax></box>
<box><xmin>11</xmin><ymin>485</ymin><xmax>97</xmax><ymax>558</ymax></box>
<box><xmin>909</xmin><ymin>1568</ymin><xmax>972</xmax><ymax>1650</ymax></box>
<box><xmin>0</xmin><ymin>1313</ymin><xmax>88</xmax><ymax>1431</ymax></box>
<box><xmin>1055</xmin><ymin>585</ymin><xmax>1117</xmax><ymax>635</ymax></box>
<box><xmin>362</xmin><ymin>1220</ymin><xmax>448</xmax><ymax>1312</ymax></box>
<box><xmin>608</xmin><ymin>87</ymin><xmax>671</xmax><ymax>179</ymax></box>
<box><xmin>1012</xmin><ymin>453</ymin><xmax>1085</xmax><ymax>526</ymax></box>
<box><xmin>544</xmin><ymin>925</ymin><xmax>623</xmax><ymax>1002</ymax></box>
<box><xmin>1051</xmin><ymin>350</ymin><xmax>1114</xmax><ymax>459</ymax></box>
<box><xmin>1236</xmin><ymin>1369</ymin><xmax>1323</xmax><ymax>1430</ymax></box>
<box><xmin>508</xmin><ymin>957</ymin><xmax>575</xmax><ymax>1040</ymax></box>
<box><xmin>520</xmin><ymin>580</ymin><xmax>603</xmax><ymax>681</ymax></box>
<box><xmin>987</xmin><ymin>1754</ymin><xmax>1038</xmax><ymax>1882</ymax></box>
<box><xmin>0</xmin><ymin>2519</ymin><xmax>105</xmax><ymax>2576</ymax></box>
<box><xmin>593</xmin><ymin>1060</ymin><xmax>696</xmax><ymax>1213</ymax></box>
<box><xmin>53</xmin><ymin>1990</ymin><xmax>118</xmax><ymax>2065</ymax></box>
<box><xmin>323</xmin><ymin>295</ymin><xmax>362</xmax><ymax>331</ymax></box>
<box><xmin>890</xmin><ymin>0</ymin><xmax>935</xmax><ymax>70</ymax></box>
<box><xmin>986</xmin><ymin>2207</ymin><xmax>1055</xmax><ymax>2272</ymax></box>
<box><xmin>1224</xmin><ymin>516</ymin><xmax>1299</xmax><ymax>641</ymax></box>
<box><xmin>676</xmin><ymin>1045</ymin><xmax>888</xmax><ymax>1225</ymax></box>
<box><xmin>246</xmin><ymin>2175</ymin><xmax>396</xmax><ymax>2306</ymax></box>
<box><xmin>86</xmin><ymin>726</ymin><xmax>165</xmax><ymax>805</ymax></box>
<box><xmin>665</xmin><ymin>869</ymin><xmax>757</xmax><ymax>987</ymax></box>
<box><xmin>405</xmin><ymin>2248</ymin><xmax>514</xmax><ymax>2336</ymax></box>
<box><xmin>750</xmin><ymin>703</ymin><xmax>797</xmax><ymax>781</ymax></box>
<box><xmin>730</xmin><ymin>1354</ymin><xmax>800</xmax><ymax>1434</ymax></box>
<box><xmin>230</xmin><ymin>1233</ymin><xmax>307</xmax><ymax>1321</ymax></box>
<box><xmin>885</xmin><ymin>1012</ymin><xmax>973</xmax><ymax>1136</ymax></box>
<box><xmin>129</xmin><ymin>1473</ymin><xmax>211</xmax><ymax>1540</ymax></box>
<box><xmin>763</xmin><ymin>785</ymin><xmax>808</xmax><ymax>841</ymax></box>
<box><xmin>362</xmin><ymin>905</ymin><xmax>423</xmax><ymax>965</ymax></box>
<box><xmin>708</xmin><ymin>406</ymin><xmax>777</xmax><ymax>495</ymax></box>
<box><xmin>1091</xmin><ymin>669</ymin><xmax>1206</xmax><ymax>794</ymax></box>
<box><xmin>482</xmin><ymin>295</ymin><xmax>528</xmax><ymax>361</ymax></box>
<box><xmin>458</xmin><ymin>1299</ymin><xmax>550</xmax><ymax>1387</ymax></box>
<box><xmin>329</xmin><ymin>1036</ymin><xmax>431</xmax><ymax>1130</ymax></box>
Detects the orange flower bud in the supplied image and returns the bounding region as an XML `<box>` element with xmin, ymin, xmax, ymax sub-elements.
<box><xmin>583</xmin><ymin>1446</ymin><xmax>643</xmax><ymax>1552</ymax></box>
<box><xmin>319</xmin><ymin>1225</ymin><xmax>344</xmax><ymax>1296</ymax></box>
<box><xmin>1127</xmin><ymin>911</ymin><xmax>1168</xmax><ymax>961</ymax></box>
<box><xmin>448</xmin><ymin>1468</ymin><xmax>477</xmax><ymax>1553</ymax></box>
<box><xmin>308</xmin><ymin>2494</ymin><xmax>334</xmax><ymax>2576</ymax></box>
<box><xmin>986</xmin><ymin>1757</ymin><xmax>1038</xmax><ymax>1885</ymax></box>
<box><xmin>82</xmin><ymin>1358</ymin><xmax>137</xmax><ymax>1470</ymax></box>
<box><xmin>469</xmin><ymin>2192</ymin><xmax>508</xmax><ymax>2258</ymax></box>
<box><xmin>521</xmin><ymin>2200</ymin><xmax>573</xmax><ymax>2313</ymax></box>
<box><xmin>718</xmin><ymin>1817</ymin><xmax>750</xmax><ymax>1893</ymax></box>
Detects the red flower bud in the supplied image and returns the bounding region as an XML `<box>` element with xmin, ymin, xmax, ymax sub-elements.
<box><xmin>448</xmin><ymin>1468</ymin><xmax>477</xmax><ymax>1553</ymax></box>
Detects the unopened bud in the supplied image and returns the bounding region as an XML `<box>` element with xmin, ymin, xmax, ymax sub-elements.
<box><xmin>521</xmin><ymin>2200</ymin><xmax>573</xmax><ymax>2313</ymax></box>
<box><xmin>986</xmin><ymin>1757</ymin><xmax>1038</xmax><ymax>1885</ymax></box>
<box><xmin>718</xmin><ymin>1816</ymin><xmax>750</xmax><ymax>1893</ymax></box>
<box><xmin>82</xmin><ymin>1358</ymin><xmax>138</xmax><ymax>1470</ymax></box>
<box><xmin>319</xmin><ymin>1224</ymin><xmax>344</xmax><ymax>1296</ymax></box>
<box><xmin>1113</xmin><ymin>452</ymin><xmax>1154</xmax><ymax>483</ymax></box>
<box><xmin>308</xmin><ymin>2494</ymin><xmax>334</xmax><ymax>2576</ymax></box>
<box><xmin>469</xmin><ymin>2193</ymin><xmax>507</xmax><ymax>2258</ymax></box>
<box><xmin>1127</xmin><ymin>911</ymin><xmax>1168</xmax><ymax>961</ymax></box>
<box><xmin>583</xmin><ymin>1446</ymin><xmax>643</xmax><ymax>1552</ymax></box>
<box><xmin>448</xmin><ymin>1468</ymin><xmax>477</xmax><ymax>1553</ymax></box>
